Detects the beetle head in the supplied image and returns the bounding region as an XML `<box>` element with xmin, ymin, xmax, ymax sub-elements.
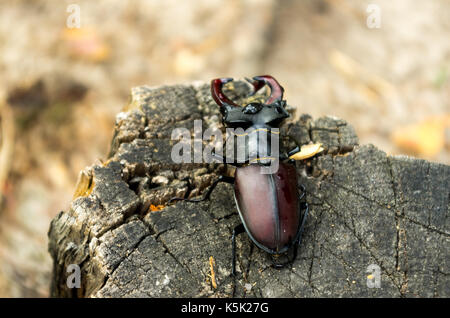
<box><xmin>211</xmin><ymin>75</ymin><xmax>290</xmax><ymax>128</ymax></box>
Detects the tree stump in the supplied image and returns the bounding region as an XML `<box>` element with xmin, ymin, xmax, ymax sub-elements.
<box><xmin>48</xmin><ymin>81</ymin><xmax>449</xmax><ymax>298</ymax></box>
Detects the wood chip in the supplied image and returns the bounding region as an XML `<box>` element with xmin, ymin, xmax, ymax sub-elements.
<box><xmin>289</xmin><ymin>143</ymin><xmax>324</xmax><ymax>160</ymax></box>
<box><xmin>209</xmin><ymin>256</ymin><xmax>217</xmax><ymax>289</ymax></box>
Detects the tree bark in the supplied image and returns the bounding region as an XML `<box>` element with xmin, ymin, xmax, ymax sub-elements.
<box><xmin>48</xmin><ymin>81</ymin><xmax>449</xmax><ymax>298</ymax></box>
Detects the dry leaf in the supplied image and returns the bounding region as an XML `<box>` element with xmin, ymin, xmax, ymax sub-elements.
<box><xmin>391</xmin><ymin>116</ymin><xmax>450</xmax><ymax>158</ymax></box>
<box><xmin>62</xmin><ymin>27</ymin><xmax>110</xmax><ymax>62</ymax></box>
<box><xmin>289</xmin><ymin>143</ymin><xmax>324</xmax><ymax>160</ymax></box>
<box><xmin>149</xmin><ymin>204</ymin><xmax>165</xmax><ymax>212</ymax></box>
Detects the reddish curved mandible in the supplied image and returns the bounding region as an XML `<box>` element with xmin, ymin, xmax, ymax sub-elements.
<box><xmin>211</xmin><ymin>78</ymin><xmax>240</xmax><ymax>114</ymax></box>
<box><xmin>251</xmin><ymin>75</ymin><xmax>285</xmax><ymax>104</ymax></box>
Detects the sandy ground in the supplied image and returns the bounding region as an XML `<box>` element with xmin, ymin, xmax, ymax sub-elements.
<box><xmin>0</xmin><ymin>0</ymin><xmax>448</xmax><ymax>297</ymax></box>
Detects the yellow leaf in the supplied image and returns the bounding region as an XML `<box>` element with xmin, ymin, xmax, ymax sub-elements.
<box><xmin>149</xmin><ymin>204</ymin><xmax>165</xmax><ymax>212</ymax></box>
<box><xmin>62</xmin><ymin>27</ymin><xmax>110</xmax><ymax>62</ymax></box>
<box><xmin>391</xmin><ymin>116</ymin><xmax>449</xmax><ymax>158</ymax></box>
<box><xmin>289</xmin><ymin>143</ymin><xmax>324</xmax><ymax>160</ymax></box>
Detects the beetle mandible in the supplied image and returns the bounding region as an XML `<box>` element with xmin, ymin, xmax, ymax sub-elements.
<box><xmin>171</xmin><ymin>75</ymin><xmax>309</xmax><ymax>275</ymax></box>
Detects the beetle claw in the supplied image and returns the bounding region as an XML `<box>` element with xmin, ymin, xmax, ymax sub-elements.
<box><xmin>270</xmin><ymin>254</ymin><xmax>288</xmax><ymax>269</ymax></box>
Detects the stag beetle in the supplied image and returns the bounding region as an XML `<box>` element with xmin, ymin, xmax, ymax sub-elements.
<box><xmin>171</xmin><ymin>75</ymin><xmax>309</xmax><ymax>275</ymax></box>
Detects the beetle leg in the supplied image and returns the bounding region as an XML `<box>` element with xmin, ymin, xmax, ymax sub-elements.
<box><xmin>210</xmin><ymin>151</ymin><xmax>241</xmax><ymax>167</ymax></box>
<box><xmin>270</xmin><ymin>254</ymin><xmax>289</xmax><ymax>269</ymax></box>
<box><xmin>280</xmin><ymin>146</ymin><xmax>300</xmax><ymax>162</ymax></box>
<box><xmin>297</xmin><ymin>193</ymin><xmax>309</xmax><ymax>247</ymax></box>
<box><xmin>288</xmin><ymin>146</ymin><xmax>300</xmax><ymax>157</ymax></box>
<box><xmin>298</xmin><ymin>184</ymin><xmax>306</xmax><ymax>200</ymax></box>
<box><xmin>232</xmin><ymin>223</ymin><xmax>245</xmax><ymax>276</ymax></box>
<box><xmin>169</xmin><ymin>175</ymin><xmax>235</xmax><ymax>204</ymax></box>
<box><xmin>199</xmin><ymin>175</ymin><xmax>234</xmax><ymax>201</ymax></box>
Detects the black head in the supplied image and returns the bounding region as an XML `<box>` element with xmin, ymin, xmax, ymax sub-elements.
<box><xmin>211</xmin><ymin>75</ymin><xmax>290</xmax><ymax>128</ymax></box>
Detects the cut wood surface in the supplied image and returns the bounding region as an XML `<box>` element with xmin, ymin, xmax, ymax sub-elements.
<box><xmin>48</xmin><ymin>81</ymin><xmax>449</xmax><ymax>297</ymax></box>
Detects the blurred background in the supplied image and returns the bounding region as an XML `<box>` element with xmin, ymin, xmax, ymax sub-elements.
<box><xmin>0</xmin><ymin>0</ymin><xmax>448</xmax><ymax>297</ymax></box>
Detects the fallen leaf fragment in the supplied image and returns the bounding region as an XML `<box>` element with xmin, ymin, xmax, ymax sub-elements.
<box><xmin>391</xmin><ymin>116</ymin><xmax>450</xmax><ymax>158</ymax></box>
<box><xmin>289</xmin><ymin>143</ymin><xmax>324</xmax><ymax>160</ymax></box>
<box><xmin>149</xmin><ymin>204</ymin><xmax>165</xmax><ymax>212</ymax></box>
<box><xmin>62</xmin><ymin>27</ymin><xmax>110</xmax><ymax>62</ymax></box>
